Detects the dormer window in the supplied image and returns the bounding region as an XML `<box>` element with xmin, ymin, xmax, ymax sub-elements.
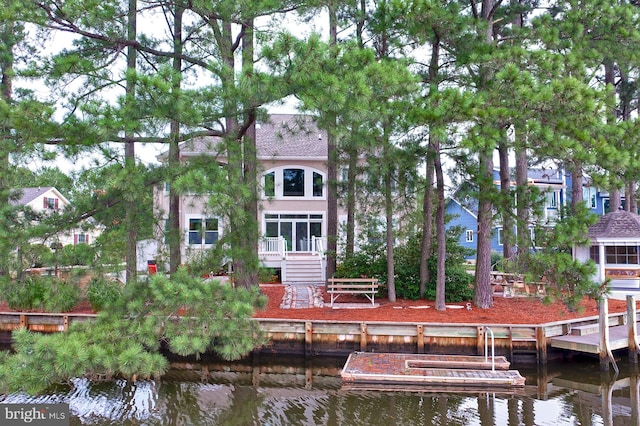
<box><xmin>44</xmin><ymin>197</ymin><xmax>59</xmax><ymax>210</ymax></box>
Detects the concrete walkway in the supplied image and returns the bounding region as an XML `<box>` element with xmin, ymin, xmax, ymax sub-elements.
<box><xmin>280</xmin><ymin>284</ymin><xmax>324</xmax><ymax>309</ymax></box>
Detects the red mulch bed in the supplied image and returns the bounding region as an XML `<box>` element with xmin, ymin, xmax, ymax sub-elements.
<box><xmin>254</xmin><ymin>284</ymin><xmax>639</xmax><ymax>325</ymax></box>
<box><xmin>1</xmin><ymin>285</ymin><xmax>636</xmax><ymax>325</ymax></box>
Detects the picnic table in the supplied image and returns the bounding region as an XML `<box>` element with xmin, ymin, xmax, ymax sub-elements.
<box><xmin>489</xmin><ymin>272</ymin><xmax>520</xmax><ymax>297</ymax></box>
<box><xmin>489</xmin><ymin>272</ymin><xmax>548</xmax><ymax>297</ymax></box>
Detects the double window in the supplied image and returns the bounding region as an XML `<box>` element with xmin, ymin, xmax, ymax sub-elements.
<box><xmin>263</xmin><ymin>167</ymin><xmax>325</xmax><ymax>199</ymax></box>
<box><xmin>465</xmin><ymin>230</ymin><xmax>474</xmax><ymax>243</ymax></box>
<box><xmin>188</xmin><ymin>217</ymin><xmax>219</xmax><ymax>246</ymax></box>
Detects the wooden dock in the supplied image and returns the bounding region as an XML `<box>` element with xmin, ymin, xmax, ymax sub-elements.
<box><xmin>341</xmin><ymin>352</ymin><xmax>526</xmax><ymax>389</ymax></box>
<box><xmin>550</xmin><ymin>317</ymin><xmax>639</xmax><ymax>354</ymax></box>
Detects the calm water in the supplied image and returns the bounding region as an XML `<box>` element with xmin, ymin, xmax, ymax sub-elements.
<box><xmin>1</xmin><ymin>353</ymin><xmax>639</xmax><ymax>425</ymax></box>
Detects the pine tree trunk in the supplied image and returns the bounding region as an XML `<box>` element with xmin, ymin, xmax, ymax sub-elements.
<box><xmin>0</xmin><ymin>22</ymin><xmax>15</xmax><ymax>276</ymax></box>
<box><xmin>515</xmin><ymin>137</ymin><xmax>530</xmax><ymax>266</ymax></box>
<box><xmin>168</xmin><ymin>5</ymin><xmax>184</xmax><ymax>274</ymax></box>
<box><xmin>124</xmin><ymin>0</ymin><xmax>138</xmax><ymax>283</ymax></box>
<box><xmin>420</xmin><ymin>152</ymin><xmax>434</xmax><ymax>298</ymax></box>
<box><xmin>604</xmin><ymin>60</ymin><xmax>621</xmax><ymax>213</ymax></box>
<box><xmin>474</xmin><ymin>0</ymin><xmax>496</xmax><ymax>309</ymax></box>
<box><xmin>420</xmin><ymin>35</ymin><xmax>440</xmax><ymax>298</ymax></box>
<box><xmin>474</xmin><ymin>149</ymin><xmax>494</xmax><ymax>309</ymax></box>
<box><xmin>570</xmin><ymin>164</ymin><xmax>584</xmax><ymax>215</ymax></box>
<box><xmin>325</xmin><ymin>5</ymin><xmax>338</xmax><ymax>281</ymax></box>
<box><xmin>345</xmin><ymin>148</ymin><xmax>358</xmax><ymax>256</ymax></box>
<box><xmin>385</xmin><ymin>163</ymin><xmax>396</xmax><ymax>302</ymax></box>
<box><xmin>499</xmin><ymin>142</ymin><xmax>514</xmax><ymax>261</ymax></box>
<box><xmin>236</xmin><ymin>18</ymin><xmax>259</xmax><ymax>289</ymax></box>
<box><xmin>434</xmin><ymin>139</ymin><xmax>446</xmax><ymax>311</ymax></box>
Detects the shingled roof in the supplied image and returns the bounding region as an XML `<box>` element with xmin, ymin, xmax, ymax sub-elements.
<box><xmin>256</xmin><ymin>114</ymin><xmax>327</xmax><ymax>158</ymax></box>
<box><xmin>588</xmin><ymin>209</ymin><xmax>640</xmax><ymax>240</ymax></box>
<box><xmin>10</xmin><ymin>187</ymin><xmax>55</xmax><ymax>206</ymax></box>
<box><xmin>174</xmin><ymin>114</ymin><xmax>327</xmax><ymax>159</ymax></box>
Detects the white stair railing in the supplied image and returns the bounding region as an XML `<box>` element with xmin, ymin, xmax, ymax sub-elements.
<box><xmin>311</xmin><ymin>236</ymin><xmax>326</xmax><ymax>257</ymax></box>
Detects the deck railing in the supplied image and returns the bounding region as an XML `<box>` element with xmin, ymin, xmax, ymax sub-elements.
<box><xmin>259</xmin><ymin>237</ymin><xmax>287</xmax><ymax>257</ymax></box>
<box><xmin>259</xmin><ymin>236</ymin><xmax>326</xmax><ymax>258</ymax></box>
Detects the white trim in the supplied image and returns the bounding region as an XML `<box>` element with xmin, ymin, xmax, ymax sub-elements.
<box><xmin>185</xmin><ymin>214</ymin><xmax>221</xmax><ymax>248</ymax></box>
<box><xmin>465</xmin><ymin>229</ymin><xmax>474</xmax><ymax>243</ymax></box>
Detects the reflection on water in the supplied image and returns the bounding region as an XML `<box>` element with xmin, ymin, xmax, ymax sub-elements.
<box><xmin>1</xmin><ymin>354</ymin><xmax>639</xmax><ymax>425</ymax></box>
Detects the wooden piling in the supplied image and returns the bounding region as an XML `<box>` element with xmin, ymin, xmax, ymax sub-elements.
<box><xmin>628</xmin><ymin>295</ymin><xmax>639</xmax><ymax>363</ymax></box>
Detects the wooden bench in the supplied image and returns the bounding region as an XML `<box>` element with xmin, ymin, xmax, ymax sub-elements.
<box><xmin>327</xmin><ymin>278</ymin><xmax>379</xmax><ymax>307</ymax></box>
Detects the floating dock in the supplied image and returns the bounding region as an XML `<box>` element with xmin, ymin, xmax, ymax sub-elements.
<box><xmin>341</xmin><ymin>352</ymin><xmax>526</xmax><ymax>389</ymax></box>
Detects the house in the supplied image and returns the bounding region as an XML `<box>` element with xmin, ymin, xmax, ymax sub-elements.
<box><xmin>11</xmin><ymin>187</ymin><xmax>102</xmax><ymax>248</ymax></box>
<box><xmin>153</xmin><ymin>114</ymin><xmax>344</xmax><ymax>282</ymax></box>
<box><xmin>445</xmin><ymin>168</ymin><xmax>612</xmax><ymax>259</ymax></box>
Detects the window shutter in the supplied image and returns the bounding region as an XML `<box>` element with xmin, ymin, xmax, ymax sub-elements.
<box><xmin>43</xmin><ymin>197</ymin><xmax>48</xmax><ymax>208</ymax></box>
<box><xmin>74</xmin><ymin>234</ymin><xmax>78</xmax><ymax>245</ymax></box>
<box><xmin>54</xmin><ymin>198</ymin><xmax>59</xmax><ymax>209</ymax></box>
<box><xmin>86</xmin><ymin>235</ymin><xmax>89</xmax><ymax>244</ymax></box>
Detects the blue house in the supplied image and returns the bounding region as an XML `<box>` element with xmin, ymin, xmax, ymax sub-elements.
<box><xmin>446</xmin><ymin>168</ymin><xmax>612</xmax><ymax>260</ymax></box>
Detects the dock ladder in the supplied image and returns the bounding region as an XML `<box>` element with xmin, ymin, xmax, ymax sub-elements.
<box><xmin>485</xmin><ymin>326</ymin><xmax>496</xmax><ymax>371</ymax></box>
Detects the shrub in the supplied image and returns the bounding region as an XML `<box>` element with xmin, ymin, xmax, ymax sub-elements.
<box><xmin>2</xmin><ymin>275</ymin><xmax>47</xmax><ymax>311</ymax></box>
<box><xmin>43</xmin><ymin>278</ymin><xmax>81</xmax><ymax>312</ymax></box>
<box><xmin>86</xmin><ymin>277</ymin><xmax>122</xmax><ymax>311</ymax></box>
<box><xmin>258</xmin><ymin>267</ymin><xmax>279</xmax><ymax>283</ymax></box>
<box><xmin>337</xmin><ymin>227</ymin><xmax>474</xmax><ymax>302</ymax></box>
<box><xmin>422</xmin><ymin>260</ymin><xmax>474</xmax><ymax>302</ymax></box>
<box><xmin>22</xmin><ymin>244</ymin><xmax>54</xmax><ymax>268</ymax></box>
<box><xmin>59</xmin><ymin>244</ymin><xmax>96</xmax><ymax>266</ymax></box>
<box><xmin>335</xmin><ymin>238</ymin><xmax>387</xmax><ymax>280</ymax></box>
<box><xmin>0</xmin><ymin>275</ymin><xmax>81</xmax><ymax>312</ymax></box>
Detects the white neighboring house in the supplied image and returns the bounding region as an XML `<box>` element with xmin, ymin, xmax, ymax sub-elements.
<box><xmin>11</xmin><ymin>187</ymin><xmax>103</xmax><ymax>248</ymax></box>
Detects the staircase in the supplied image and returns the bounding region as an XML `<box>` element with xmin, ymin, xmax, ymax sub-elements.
<box><xmin>282</xmin><ymin>255</ymin><xmax>324</xmax><ymax>284</ymax></box>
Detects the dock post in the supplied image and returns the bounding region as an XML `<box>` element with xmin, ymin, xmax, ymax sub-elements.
<box><xmin>537</xmin><ymin>327</ymin><xmax>547</xmax><ymax>365</ymax></box>
<box><xmin>360</xmin><ymin>323</ymin><xmax>367</xmax><ymax>351</ymax></box>
<box><xmin>417</xmin><ymin>325</ymin><xmax>424</xmax><ymax>354</ymax></box>
<box><xmin>305</xmin><ymin>321</ymin><xmax>313</xmax><ymax>357</ymax></box>
<box><xmin>628</xmin><ymin>295</ymin><xmax>639</xmax><ymax>364</ymax></box>
<box><xmin>477</xmin><ymin>326</ymin><xmax>485</xmax><ymax>356</ymax></box>
<box><xmin>599</xmin><ymin>298</ymin><xmax>619</xmax><ymax>373</ymax></box>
